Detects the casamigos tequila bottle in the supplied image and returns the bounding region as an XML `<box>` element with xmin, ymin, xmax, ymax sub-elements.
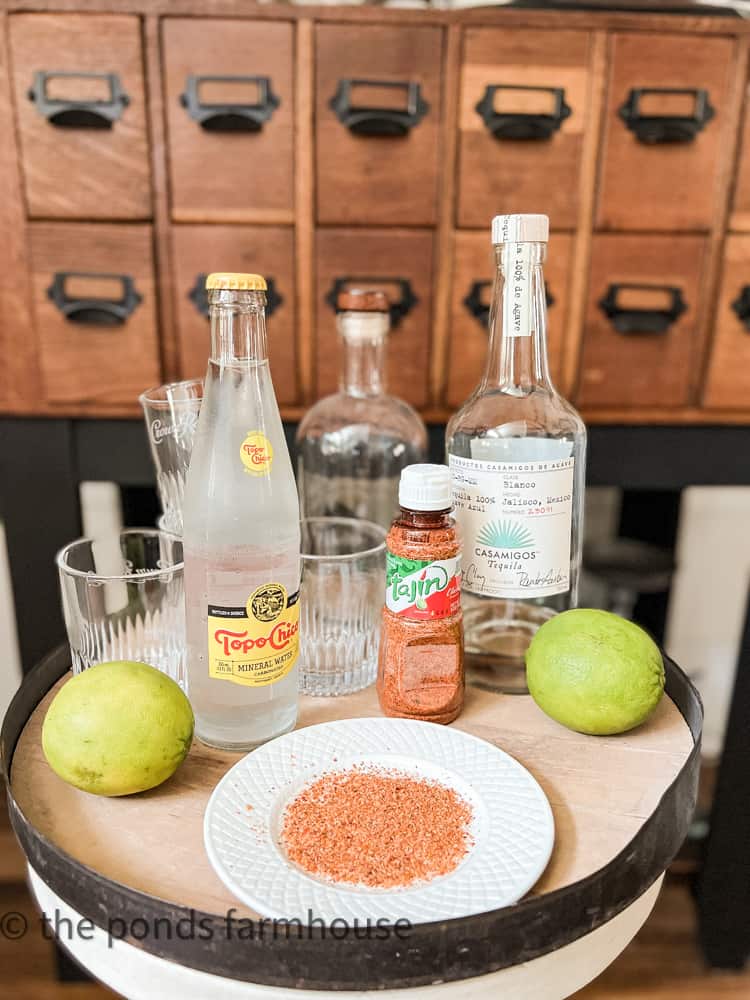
<box><xmin>446</xmin><ymin>215</ymin><xmax>586</xmax><ymax>692</ymax></box>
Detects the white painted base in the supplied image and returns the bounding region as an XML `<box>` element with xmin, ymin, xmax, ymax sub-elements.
<box><xmin>29</xmin><ymin>868</ymin><xmax>662</xmax><ymax>1000</ymax></box>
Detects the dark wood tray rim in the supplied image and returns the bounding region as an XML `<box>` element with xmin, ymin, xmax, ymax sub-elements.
<box><xmin>1</xmin><ymin>646</ymin><xmax>702</xmax><ymax>991</ymax></box>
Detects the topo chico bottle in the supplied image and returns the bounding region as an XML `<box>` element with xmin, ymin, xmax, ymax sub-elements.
<box><xmin>182</xmin><ymin>273</ymin><xmax>300</xmax><ymax>749</ymax></box>
<box><xmin>446</xmin><ymin>215</ymin><xmax>586</xmax><ymax>692</ymax></box>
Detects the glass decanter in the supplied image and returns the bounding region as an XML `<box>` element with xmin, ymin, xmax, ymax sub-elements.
<box><xmin>296</xmin><ymin>289</ymin><xmax>428</xmax><ymax>530</ymax></box>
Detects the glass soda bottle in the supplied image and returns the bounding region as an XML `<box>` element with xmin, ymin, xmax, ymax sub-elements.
<box><xmin>182</xmin><ymin>273</ymin><xmax>300</xmax><ymax>749</ymax></box>
<box><xmin>295</xmin><ymin>288</ymin><xmax>428</xmax><ymax>529</ymax></box>
<box><xmin>446</xmin><ymin>215</ymin><xmax>586</xmax><ymax>692</ymax></box>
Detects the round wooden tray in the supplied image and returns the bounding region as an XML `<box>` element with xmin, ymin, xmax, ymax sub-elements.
<box><xmin>1</xmin><ymin>646</ymin><xmax>701</xmax><ymax>991</ymax></box>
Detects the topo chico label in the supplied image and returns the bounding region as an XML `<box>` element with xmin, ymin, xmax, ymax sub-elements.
<box><xmin>240</xmin><ymin>430</ymin><xmax>274</xmax><ymax>476</ymax></box>
<box><xmin>449</xmin><ymin>455</ymin><xmax>574</xmax><ymax>600</ymax></box>
<box><xmin>386</xmin><ymin>551</ymin><xmax>461</xmax><ymax>621</ymax></box>
<box><xmin>207</xmin><ymin>583</ymin><xmax>299</xmax><ymax>686</ymax></box>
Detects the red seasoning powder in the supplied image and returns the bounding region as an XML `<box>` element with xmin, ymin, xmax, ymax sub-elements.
<box><xmin>377</xmin><ymin>465</ymin><xmax>464</xmax><ymax>724</ymax></box>
<box><xmin>281</xmin><ymin>766</ymin><xmax>473</xmax><ymax>888</ymax></box>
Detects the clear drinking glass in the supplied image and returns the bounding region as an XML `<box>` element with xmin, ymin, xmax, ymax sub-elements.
<box><xmin>57</xmin><ymin>529</ymin><xmax>185</xmax><ymax>687</ymax></box>
<box><xmin>299</xmin><ymin>517</ymin><xmax>386</xmax><ymax>696</ymax></box>
<box><xmin>140</xmin><ymin>379</ymin><xmax>203</xmax><ymax>534</ymax></box>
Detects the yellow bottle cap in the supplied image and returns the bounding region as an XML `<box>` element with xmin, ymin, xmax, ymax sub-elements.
<box><xmin>205</xmin><ymin>273</ymin><xmax>267</xmax><ymax>291</ymax></box>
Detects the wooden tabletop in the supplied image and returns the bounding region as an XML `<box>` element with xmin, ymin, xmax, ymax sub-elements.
<box><xmin>11</xmin><ymin>674</ymin><xmax>694</xmax><ymax>920</ymax></box>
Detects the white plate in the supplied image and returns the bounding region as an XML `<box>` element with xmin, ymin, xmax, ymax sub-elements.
<box><xmin>203</xmin><ymin>717</ymin><xmax>554</xmax><ymax>924</ymax></box>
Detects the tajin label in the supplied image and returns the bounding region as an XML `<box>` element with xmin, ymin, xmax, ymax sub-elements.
<box><xmin>207</xmin><ymin>583</ymin><xmax>299</xmax><ymax>686</ymax></box>
<box><xmin>240</xmin><ymin>431</ymin><xmax>273</xmax><ymax>476</ymax></box>
<box><xmin>386</xmin><ymin>552</ymin><xmax>461</xmax><ymax>620</ymax></box>
<box><xmin>450</xmin><ymin>455</ymin><xmax>574</xmax><ymax>600</ymax></box>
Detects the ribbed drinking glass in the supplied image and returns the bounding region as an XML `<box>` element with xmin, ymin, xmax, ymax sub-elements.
<box><xmin>57</xmin><ymin>529</ymin><xmax>185</xmax><ymax>687</ymax></box>
<box><xmin>299</xmin><ymin>517</ymin><xmax>386</xmax><ymax>696</ymax></box>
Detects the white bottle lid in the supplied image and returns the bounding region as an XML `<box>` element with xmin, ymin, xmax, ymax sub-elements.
<box><xmin>491</xmin><ymin>214</ymin><xmax>549</xmax><ymax>245</ymax></box>
<box><xmin>399</xmin><ymin>464</ymin><xmax>452</xmax><ymax>511</ymax></box>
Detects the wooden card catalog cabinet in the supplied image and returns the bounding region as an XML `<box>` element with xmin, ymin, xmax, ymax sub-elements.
<box><xmin>2</xmin><ymin>5</ymin><xmax>750</xmax><ymax>426</ymax></box>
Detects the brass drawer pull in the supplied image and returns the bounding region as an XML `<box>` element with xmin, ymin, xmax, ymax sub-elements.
<box><xmin>330</xmin><ymin>79</ymin><xmax>429</xmax><ymax>137</ymax></box>
<box><xmin>189</xmin><ymin>274</ymin><xmax>283</xmax><ymax>317</ymax></box>
<box><xmin>28</xmin><ymin>71</ymin><xmax>129</xmax><ymax>129</ymax></box>
<box><xmin>47</xmin><ymin>272</ymin><xmax>142</xmax><ymax>326</ymax></box>
<box><xmin>599</xmin><ymin>283</ymin><xmax>687</xmax><ymax>334</ymax></box>
<box><xmin>180</xmin><ymin>75</ymin><xmax>280</xmax><ymax>132</ymax></box>
<box><xmin>463</xmin><ymin>280</ymin><xmax>555</xmax><ymax>329</ymax></box>
<box><xmin>475</xmin><ymin>85</ymin><xmax>571</xmax><ymax>141</ymax></box>
<box><xmin>325</xmin><ymin>277</ymin><xmax>418</xmax><ymax>328</ymax></box>
<box><xmin>731</xmin><ymin>286</ymin><xmax>750</xmax><ymax>330</ymax></box>
<box><xmin>619</xmin><ymin>88</ymin><xmax>715</xmax><ymax>144</ymax></box>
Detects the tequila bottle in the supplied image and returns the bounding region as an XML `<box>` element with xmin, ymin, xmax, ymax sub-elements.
<box><xmin>296</xmin><ymin>289</ymin><xmax>428</xmax><ymax>529</ymax></box>
<box><xmin>446</xmin><ymin>215</ymin><xmax>586</xmax><ymax>692</ymax></box>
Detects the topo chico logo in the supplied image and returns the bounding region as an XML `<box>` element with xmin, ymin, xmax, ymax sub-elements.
<box><xmin>240</xmin><ymin>431</ymin><xmax>274</xmax><ymax>476</ymax></box>
<box><xmin>248</xmin><ymin>583</ymin><xmax>286</xmax><ymax>623</ymax></box>
<box><xmin>213</xmin><ymin>620</ymin><xmax>299</xmax><ymax>658</ymax></box>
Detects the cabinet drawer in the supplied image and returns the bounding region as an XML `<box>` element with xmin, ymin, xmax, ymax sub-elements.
<box><xmin>163</xmin><ymin>19</ymin><xmax>294</xmax><ymax>223</ymax></box>
<box><xmin>596</xmin><ymin>33</ymin><xmax>735</xmax><ymax>232</ymax></box>
<box><xmin>445</xmin><ymin>231</ymin><xmax>573</xmax><ymax>408</ymax></box>
<box><xmin>171</xmin><ymin>225</ymin><xmax>298</xmax><ymax>405</ymax></box>
<box><xmin>703</xmin><ymin>236</ymin><xmax>750</xmax><ymax>408</ymax></box>
<box><xmin>29</xmin><ymin>224</ymin><xmax>160</xmax><ymax>406</ymax></box>
<box><xmin>315</xmin><ymin>25</ymin><xmax>442</xmax><ymax>226</ymax></box>
<box><xmin>578</xmin><ymin>234</ymin><xmax>706</xmax><ymax>409</ymax></box>
<box><xmin>730</xmin><ymin>103</ymin><xmax>750</xmax><ymax>232</ymax></box>
<box><xmin>315</xmin><ymin>229</ymin><xmax>434</xmax><ymax>409</ymax></box>
<box><xmin>9</xmin><ymin>14</ymin><xmax>150</xmax><ymax>220</ymax></box>
<box><xmin>458</xmin><ymin>29</ymin><xmax>592</xmax><ymax>230</ymax></box>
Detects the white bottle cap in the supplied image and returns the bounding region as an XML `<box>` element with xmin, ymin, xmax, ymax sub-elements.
<box><xmin>399</xmin><ymin>464</ymin><xmax>452</xmax><ymax>511</ymax></box>
<box><xmin>491</xmin><ymin>214</ymin><xmax>549</xmax><ymax>245</ymax></box>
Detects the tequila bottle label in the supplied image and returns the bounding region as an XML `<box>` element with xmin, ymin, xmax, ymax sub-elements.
<box><xmin>502</xmin><ymin>241</ymin><xmax>534</xmax><ymax>338</ymax></box>
<box><xmin>449</xmin><ymin>454</ymin><xmax>574</xmax><ymax>600</ymax></box>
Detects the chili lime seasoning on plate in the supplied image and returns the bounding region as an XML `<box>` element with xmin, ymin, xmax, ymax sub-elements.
<box><xmin>281</xmin><ymin>765</ymin><xmax>473</xmax><ymax>888</ymax></box>
<box><xmin>377</xmin><ymin>464</ymin><xmax>464</xmax><ymax>723</ymax></box>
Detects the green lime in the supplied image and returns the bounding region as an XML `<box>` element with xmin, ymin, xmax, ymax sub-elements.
<box><xmin>42</xmin><ymin>660</ymin><xmax>194</xmax><ymax>796</ymax></box>
<box><xmin>415</xmin><ymin>597</ymin><xmax>428</xmax><ymax>610</ymax></box>
<box><xmin>525</xmin><ymin>609</ymin><xmax>665</xmax><ymax>736</ymax></box>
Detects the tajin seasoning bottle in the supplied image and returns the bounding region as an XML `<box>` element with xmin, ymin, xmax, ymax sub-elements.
<box><xmin>182</xmin><ymin>273</ymin><xmax>301</xmax><ymax>750</ymax></box>
<box><xmin>446</xmin><ymin>215</ymin><xmax>586</xmax><ymax>693</ymax></box>
<box><xmin>377</xmin><ymin>464</ymin><xmax>464</xmax><ymax>724</ymax></box>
